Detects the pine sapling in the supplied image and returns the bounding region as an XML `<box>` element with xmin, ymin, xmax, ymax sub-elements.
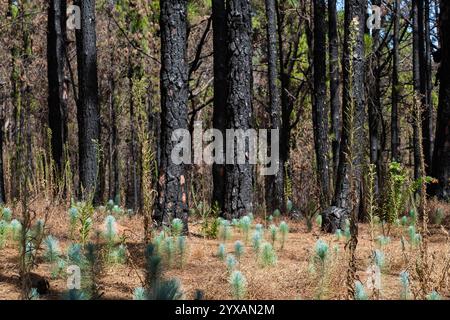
<box><xmin>278</xmin><ymin>221</ymin><xmax>289</xmax><ymax>250</ymax></box>
<box><xmin>234</xmin><ymin>240</ymin><xmax>244</xmax><ymax>262</ymax></box>
<box><xmin>229</xmin><ymin>271</ymin><xmax>247</xmax><ymax>299</ymax></box>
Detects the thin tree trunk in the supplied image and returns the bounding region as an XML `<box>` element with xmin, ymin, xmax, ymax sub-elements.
<box><xmin>224</xmin><ymin>0</ymin><xmax>254</xmax><ymax>218</ymax></box>
<box><xmin>155</xmin><ymin>0</ymin><xmax>189</xmax><ymax>229</ymax></box>
<box><xmin>312</xmin><ymin>0</ymin><xmax>330</xmax><ymax>208</ymax></box>
<box><xmin>391</xmin><ymin>0</ymin><xmax>400</xmax><ymax>162</ymax></box>
<box><xmin>0</xmin><ymin>84</ymin><xmax>6</xmax><ymax>204</ymax></box>
<box><xmin>47</xmin><ymin>0</ymin><xmax>68</xmax><ymax>173</ymax></box>
<box><xmin>419</xmin><ymin>0</ymin><xmax>433</xmax><ymax>175</ymax></box>
<box><xmin>412</xmin><ymin>0</ymin><xmax>421</xmax><ymax>181</ymax></box>
<box><xmin>107</xmin><ymin>15</ymin><xmax>120</xmax><ymax>204</ymax></box>
<box><xmin>75</xmin><ymin>0</ymin><xmax>101</xmax><ymax>202</ymax></box>
<box><xmin>212</xmin><ymin>0</ymin><xmax>227</xmax><ymax>213</ymax></box>
<box><xmin>322</xmin><ymin>0</ymin><xmax>366</xmax><ymax>233</ymax></box>
<box><xmin>431</xmin><ymin>1</ymin><xmax>450</xmax><ymax>200</ymax></box>
<box><xmin>328</xmin><ymin>0</ymin><xmax>341</xmax><ymax>180</ymax></box>
<box><xmin>264</xmin><ymin>0</ymin><xmax>285</xmax><ymax>213</ymax></box>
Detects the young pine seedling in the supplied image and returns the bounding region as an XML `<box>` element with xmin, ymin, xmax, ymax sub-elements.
<box><xmin>234</xmin><ymin>240</ymin><xmax>245</xmax><ymax>261</ymax></box>
<box><xmin>229</xmin><ymin>271</ymin><xmax>247</xmax><ymax>299</ymax></box>
<box><xmin>278</xmin><ymin>221</ymin><xmax>289</xmax><ymax>250</ymax></box>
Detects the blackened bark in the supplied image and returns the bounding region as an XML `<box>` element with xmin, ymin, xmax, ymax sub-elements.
<box><xmin>107</xmin><ymin>17</ymin><xmax>119</xmax><ymax>203</ymax></box>
<box><xmin>312</xmin><ymin>0</ymin><xmax>330</xmax><ymax>207</ymax></box>
<box><xmin>48</xmin><ymin>0</ymin><xmax>67</xmax><ymax>172</ymax></box>
<box><xmin>431</xmin><ymin>1</ymin><xmax>450</xmax><ymax>200</ymax></box>
<box><xmin>391</xmin><ymin>0</ymin><xmax>400</xmax><ymax>162</ymax></box>
<box><xmin>126</xmin><ymin>68</ymin><xmax>141</xmax><ymax>211</ymax></box>
<box><xmin>0</xmin><ymin>84</ymin><xmax>6</xmax><ymax>204</ymax></box>
<box><xmin>264</xmin><ymin>0</ymin><xmax>285</xmax><ymax>213</ymax></box>
<box><xmin>328</xmin><ymin>0</ymin><xmax>341</xmax><ymax>179</ymax></box>
<box><xmin>212</xmin><ymin>0</ymin><xmax>227</xmax><ymax>213</ymax></box>
<box><xmin>419</xmin><ymin>0</ymin><xmax>433</xmax><ymax>175</ymax></box>
<box><xmin>323</xmin><ymin>0</ymin><xmax>365</xmax><ymax>233</ymax></box>
<box><xmin>412</xmin><ymin>0</ymin><xmax>422</xmax><ymax>180</ymax></box>
<box><xmin>224</xmin><ymin>0</ymin><xmax>254</xmax><ymax>218</ymax></box>
<box><xmin>155</xmin><ymin>0</ymin><xmax>189</xmax><ymax>229</ymax></box>
<box><xmin>75</xmin><ymin>0</ymin><xmax>101</xmax><ymax>201</ymax></box>
<box><xmin>367</xmin><ymin>0</ymin><xmax>383</xmax><ymax>196</ymax></box>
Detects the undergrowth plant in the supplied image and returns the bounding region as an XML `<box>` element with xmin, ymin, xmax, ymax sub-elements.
<box><xmin>252</xmin><ymin>231</ymin><xmax>262</xmax><ymax>253</ymax></box>
<box><xmin>1</xmin><ymin>207</ymin><xmax>12</xmax><ymax>222</ymax></box>
<box><xmin>0</xmin><ymin>220</ymin><xmax>8</xmax><ymax>248</ymax></box>
<box><xmin>399</xmin><ymin>271</ymin><xmax>411</xmax><ymax>300</ymax></box>
<box><xmin>229</xmin><ymin>271</ymin><xmax>246</xmax><ymax>299</ymax></box>
<box><xmin>68</xmin><ymin>206</ymin><xmax>78</xmax><ymax>239</ymax></box>
<box><xmin>234</xmin><ymin>240</ymin><xmax>244</xmax><ymax>262</ymax></box>
<box><xmin>269</xmin><ymin>224</ymin><xmax>277</xmax><ymax>246</ymax></box>
<box><xmin>226</xmin><ymin>254</ymin><xmax>237</xmax><ymax>273</ymax></box>
<box><xmin>278</xmin><ymin>221</ymin><xmax>289</xmax><ymax>250</ymax></box>
<box><xmin>9</xmin><ymin>219</ymin><xmax>22</xmax><ymax>241</ymax></box>
<box><xmin>43</xmin><ymin>235</ymin><xmax>61</xmax><ymax>263</ymax></box>
<box><xmin>217</xmin><ymin>243</ymin><xmax>226</xmax><ymax>260</ymax></box>
<box><xmin>136</xmin><ymin>244</ymin><xmax>183</xmax><ymax>300</ymax></box>
<box><xmin>354</xmin><ymin>281</ymin><xmax>368</xmax><ymax>300</ymax></box>
<box><xmin>239</xmin><ymin>216</ymin><xmax>251</xmax><ymax>243</ymax></box>
<box><xmin>311</xmin><ymin>239</ymin><xmax>330</xmax><ymax>299</ymax></box>
<box><xmin>218</xmin><ymin>219</ymin><xmax>232</xmax><ymax>242</ymax></box>
<box><xmin>259</xmin><ymin>242</ymin><xmax>277</xmax><ymax>267</ymax></box>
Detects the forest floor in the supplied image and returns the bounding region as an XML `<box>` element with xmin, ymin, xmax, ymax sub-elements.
<box><xmin>0</xmin><ymin>201</ymin><xmax>449</xmax><ymax>300</ymax></box>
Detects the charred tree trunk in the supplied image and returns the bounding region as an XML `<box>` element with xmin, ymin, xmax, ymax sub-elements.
<box><xmin>323</xmin><ymin>0</ymin><xmax>366</xmax><ymax>233</ymax></box>
<box><xmin>224</xmin><ymin>0</ymin><xmax>254</xmax><ymax>218</ymax></box>
<box><xmin>264</xmin><ymin>0</ymin><xmax>285</xmax><ymax>213</ymax></box>
<box><xmin>431</xmin><ymin>1</ymin><xmax>450</xmax><ymax>200</ymax></box>
<box><xmin>126</xmin><ymin>68</ymin><xmax>140</xmax><ymax>212</ymax></box>
<box><xmin>212</xmin><ymin>0</ymin><xmax>227</xmax><ymax>213</ymax></box>
<box><xmin>0</xmin><ymin>84</ymin><xmax>6</xmax><ymax>204</ymax></box>
<box><xmin>155</xmin><ymin>0</ymin><xmax>189</xmax><ymax>229</ymax></box>
<box><xmin>412</xmin><ymin>0</ymin><xmax>422</xmax><ymax>181</ymax></box>
<box><xmin>419</xmin><ymin>0</ymin><xmax>433</xmax><ymax>175</ymax></box>
<box><xmin>312</xmin><ymin>0</ymin><xmax>330</xmax><ymax>208</ymax></box>
<box><xmin>107</xmin><ymin>16</ymin><xmax>120</xmax><ymax>204</ymax></box>
<box><xmin>391</xmin><ymin>0</ymin><xmax>400</xmax><ymax>162</ymax></box>
<box><xmin>367</xmin><ymin>0</ymin><xmax>383</xmax><ymax>197</ymax></box>
<box><xmin>75</xmin><ymin>0</ymin><xmax>101</xmax><ymax>202</ymax></box>
<box><xmin>47</xmin><ymin>0</ymin><xmax>67</xmax><ymax>173</ymax></box>
<box><xmin>328</xmin><ymin>0</ymin><xmax>341</xmax><ymax>180</ymax></box>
